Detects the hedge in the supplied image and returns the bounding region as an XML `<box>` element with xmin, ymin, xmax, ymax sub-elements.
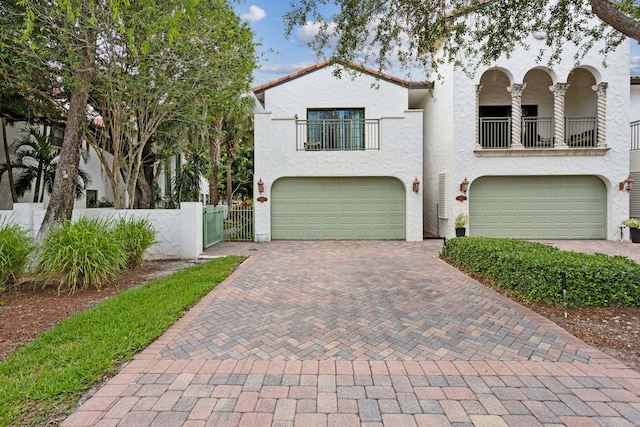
<box><xmin>440</xmin><ymin>237</ymin><xmax>640</xmax><ymax>307</ymax></box>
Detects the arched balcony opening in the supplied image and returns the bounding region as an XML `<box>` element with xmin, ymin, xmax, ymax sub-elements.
<box><xmin>565</xmin><ymin>68</ymin><xmax>598</xmax><ymax>147</ymax></box>
<box><xmin>521</xmin><ymin>69</ymin><xmax>554</xmax><ymax>147</ymax></box>
<box><xmin>477</xmin><ymin>69</ymin><xmax>512</xmax><ymax>149</ymax></box>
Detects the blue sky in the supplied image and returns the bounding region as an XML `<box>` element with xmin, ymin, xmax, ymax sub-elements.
<box><xmin>234</xmin><ymin>2</ymin><xmax>640</xmax><ymax>87</ymax></box>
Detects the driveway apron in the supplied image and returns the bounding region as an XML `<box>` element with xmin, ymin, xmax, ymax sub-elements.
<box><xmin>63</xmin><ymin>241</ymin><xmax>640</xmax><ymax>427</ymax></box>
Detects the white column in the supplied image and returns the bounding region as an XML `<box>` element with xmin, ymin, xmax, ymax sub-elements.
<box><xmin>476</xmin><ymin>84</ymin><xmax>483</xmax><ymax>149</ymax></box>
<box><xmin>591</xmin><ymin>82</ymin><xmax>608</xmax><ymax>148</ymax></box>
<box><xmin>507</xmin><ymin>83</ymin><xmax>526</xmax><ymax>149</ymax></box>
<box><xmin>549</xmin><ymin>83</ymin><xmax>570</xmax><ymax>148</ymax></box>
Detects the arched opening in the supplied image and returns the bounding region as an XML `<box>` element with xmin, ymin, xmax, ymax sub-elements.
<box><xmin>565</xmin><ymin>68</ymin><xmax>598</xmax><ymax>147</ymax></box>
<box><xmin>478</xmin><ymin>69</ymin><xmax>512</xmax><ymax>148</ymax></box>
<box><xmin>522</xmin><ymin>69</ymin><xmax>554</xmax><ymax>147</ymax></box>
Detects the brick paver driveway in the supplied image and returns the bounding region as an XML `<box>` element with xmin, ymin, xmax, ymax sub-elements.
<box><xmin>63</xmin><ymin>241</ymin><xmax>640</xmax><ymax>427</ymax></box>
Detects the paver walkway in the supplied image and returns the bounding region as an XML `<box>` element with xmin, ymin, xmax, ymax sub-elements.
<box><xmin>63</xmin><ymin>241</ymin><xmax>640</xmax><ymax>427</ymax></box>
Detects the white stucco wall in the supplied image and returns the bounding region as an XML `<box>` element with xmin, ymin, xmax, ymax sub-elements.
<box><xmin>255</xmin><ymin>65</ymin><xmax>425</xmax><ymax>241</ymax></box>
<box><xmin>427</xmin><ymin>33</ymin><xmax>630</xmax><ymax>240</ymax></box>
<box><xmin>0</xmin><ymin>202</ymin><xmax>203</xmax><ymax>259</ymax></box>
<box><xmin>422</xmin><ymin>61</ymin><xmax>455</xmax><ymax>237</ymax></box>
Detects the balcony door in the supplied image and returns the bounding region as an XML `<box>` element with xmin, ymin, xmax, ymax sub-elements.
<box><xmin>307</xmin><ymin>108</ymin><xmax>364</xmax><ymax>150</ymax></box>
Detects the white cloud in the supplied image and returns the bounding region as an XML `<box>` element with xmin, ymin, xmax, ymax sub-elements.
<box><xmin>241</xmin><ymin>5</ymin><xmax>266</xmax><ymax>22</ymax></box>
<box><xmin>259</xmin><ymin>62</ymin><xmax>316</xmax><ymax>75</ymax></box>
<box><xmin>631</xmin><ymin>56</ymin><xmax>640</xmax><ymax>76</ymax></box>
<box><xmin>295</xmin><ymin>21</ymin><xmax>338</xmax><ymax>48</ymax></box>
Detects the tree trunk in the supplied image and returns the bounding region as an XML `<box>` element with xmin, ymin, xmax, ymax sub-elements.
<box><xmin>208</xmin><ymin>116</ymin><xmax>223</xmax><ymax>206</ymax></box>
<box><xmin>33</xmin><ymin>164</ymin><xmax>42</xmax><ymax>203</ymax></box>
<box><xmin>135</xmin><ymin>139</ymin><xmax>155</xmax><ymax>208</ymax></box>
<box><xmin>1</xmin><ymin>118</ymin><xmax>18</xmax><ymax>203</ymax></box>
<box><xmin>136</xmin><ymin>171</ymin><xmax>153</xmax><ymax>208</ymax></box>
<box><xmin>226</xmin><ymin>152</ymin><xmax>233</xmax><ymax>208</ymax></box>
<box><xmin>39</xmin><ymin>79</ymin><xmax>91</xmax><ymax>238</ymax></box>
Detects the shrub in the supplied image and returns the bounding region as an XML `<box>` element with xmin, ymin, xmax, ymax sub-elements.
<box><xmin>441</xmin><ymin>237</ymin><xmax>640</xmax><ymax>307</ymax></box>
<box><xmin>0</xmin><ymin>221</ymin><xmax>34</xmax><ymax>287</ymax></box>
<box><xmin>622</xmin><ymin>218</ymin><xmax>640</xmax><ymax>228</ymax></box>
<box><xmin>39</xmin><ymin>218</ymin><xmax>126</xmax><ymax>293</ymax></box>
<box><xmin>112</xmin><ymin>217</ymin><xmax>157</xmax><ymax>269</ymax></box>
<box><xmin>454</xmin><ymin>212</ymin><xmax>469</xmax><ymax>228</ymax></box>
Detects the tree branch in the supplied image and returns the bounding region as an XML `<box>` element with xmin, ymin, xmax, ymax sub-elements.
<box><xmin>590</xmin><ymin>0</ymin><xmax>640</xmax><ymax>42</ymax></box>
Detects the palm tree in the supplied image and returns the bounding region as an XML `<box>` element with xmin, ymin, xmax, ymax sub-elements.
<box><xmin>0</xmin><ymin>125</ymin><xmax>91</xmax><ymax>202</ymax></box>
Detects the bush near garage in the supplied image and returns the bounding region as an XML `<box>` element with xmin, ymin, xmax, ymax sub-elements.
<box><xmin>440</xmin><ymin>237</ymin><xmax>640</xmax><ymax>307</ymax></box>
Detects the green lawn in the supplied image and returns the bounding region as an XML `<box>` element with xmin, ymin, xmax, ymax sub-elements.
<box><xmin>0</xmin><ymin>256</ymin><xmax>246</xmax><ymax>426</ymax></box>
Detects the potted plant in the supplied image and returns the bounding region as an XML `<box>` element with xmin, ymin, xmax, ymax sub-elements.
<box><xmin>454</xmin><ymin>213</ymin><xmax>469</xmax><ymax>237</ymax></box>
<box><xmin>622</xmin><ymin>218</ymin><xmax>640</xmax><ymax>243</ymax></box>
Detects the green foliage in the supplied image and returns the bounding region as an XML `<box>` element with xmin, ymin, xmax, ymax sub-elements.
<box><xmin>0</xmin><ymin>256</ymin><xmax>245</xmax><ymax>426</ymax></box>
<box><xmin>285</xmin><ymin>0</ymin><xmax>632</xmax><ymax>77</ymax></box>
<box><xmin>454</xmin><ymin>212</ymin><xmax>469</xmax><ymax>228</ymax></box>
<box><xmin>622</xmin><ymin>218</ymin><xmax>640</xmax><ymax>228</ymax></box>
<box><xmin>441</xmin><ymin>237</ymin><xmax>640</xmax><ymax>307</ymax></box>
<box><xmin>39</xmin><ymin>218</ymin><xmax>126</xmax><ymax>293</ymax></box>
<box><xmin>0</xmin><ymin>220</ymin><xmax>34</xmax><ymax>287</ymax></box>
<box><xmin>112</xmin><ymin>217</ymin><xmax>158</xmax><ymax>269</ymax></box>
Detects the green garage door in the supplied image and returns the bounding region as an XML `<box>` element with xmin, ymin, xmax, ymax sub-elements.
<box><xmin>470</xmin><ymin>176</ymin><xmax>606</xmax><ymax>239</ymax></box>
<box><xmin>271</xmin><ymin>177</ymin><xmax>405</xmax><ymax>239</ymax></box>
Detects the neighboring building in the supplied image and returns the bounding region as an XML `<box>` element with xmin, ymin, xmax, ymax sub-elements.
<box><xmin>0</xmin><ymin>121</ymin><xmax>113</xmax><ymax>210</ymax></box>
<box><xmin>0</xmin><ymin>121</ymin><xmax>205</xmax><ymax>210</ymax></box>
<box><xmin>254</xmin><ymin>36</ymin><xmax>632</xmax><ymax>241</ymax></box>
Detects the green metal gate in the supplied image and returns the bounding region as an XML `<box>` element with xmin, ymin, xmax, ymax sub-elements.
<box><xmin>203</xmin><ymin>205</ymin><xmax>224</xmax><ymax>248</ymax></box>
<box><xmin>224</xmin><ymin>207</ymin><xmax>254</xmax><ymax>241</ymax></box>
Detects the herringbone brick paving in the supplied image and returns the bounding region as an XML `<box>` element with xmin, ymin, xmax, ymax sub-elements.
<box><xmin>62</xmin><ymin>240</ymin><xmax>640</xmax><ymax>426</ymax></box>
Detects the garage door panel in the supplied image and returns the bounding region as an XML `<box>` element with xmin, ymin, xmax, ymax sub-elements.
<box><xmin>272</xmin><ymin>177</ymin><xmax>405</xmax><ymax>240</ymax></box>
<box><xmin>470</xmin><ymin>176</ymin><xmax>605</xmax><ymax>239</ymax></box>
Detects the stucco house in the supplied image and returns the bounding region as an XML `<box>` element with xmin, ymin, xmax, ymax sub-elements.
<box><xmin>253</xmin><ymin>61</ymin><xmax>430</xmax><ymax>241</ymax></box>
<box><xmin>254</xmin><ymin>35</ymin><xmax>635</xmax><ymax>241</ymax></box>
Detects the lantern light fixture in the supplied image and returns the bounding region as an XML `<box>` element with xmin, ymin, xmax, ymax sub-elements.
<box><xmin>459</xmin><ymin>177</ymin><xmax>469</xmax><ymax>194</ymax></box>
<box><xmin>619</xmin><ymin>176</ymin><xmax>634</xmax><ymax>192</ymax></box>
<box><xmin>412</xmin><ymin>178</ymin><xmax>420</xmax><ymax>193</ymax></box>
<box><xmin>257</xmin><ymin>178</ymin><xmax>265</xmax><ymax>194</ymax></box>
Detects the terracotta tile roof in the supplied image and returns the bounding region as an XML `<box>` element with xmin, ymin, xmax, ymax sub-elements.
<box><xmin>252</xmin><ymin>59</ymin><xmax>433</xmax><ymax>94</ymax></box>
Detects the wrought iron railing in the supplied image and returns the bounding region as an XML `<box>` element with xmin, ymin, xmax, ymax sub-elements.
<box><xmin>479</xmin><ymin>117</ymin><xmax>511</xmax><ymax>149</ymax></box>
<box><xmin>522</xmin><ymin>117</ymin><xmax>553</xmax><ymax>148</ymax></box>
<box><xmin>296</xmin><ymin>119</ymin><xmax>380</xmax><ymax>151</ymax></box>
<box><xmin>565</xmin><ymin>117</ymin><xmax>597</xmax><ymax>147</ymax></box>
<box><xmin>631</xmin><ymin>120</ymin><xmax>640</xmax><ymax>151</ymax></box>
<box><xmin>478</xmin><ymin>116</ymin><xmax>600</xmax><ymax>149</ymax></box>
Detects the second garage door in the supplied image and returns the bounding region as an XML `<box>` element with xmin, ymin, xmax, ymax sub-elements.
<box><xmin>470</xmin><ymin>176</ymin><xmax>606</xmax><ymax>239</ymax></box>
<box><xmin>271</xmin><ymin>177</ymin><xmax>405</xmax><ymax>239</ymax></box>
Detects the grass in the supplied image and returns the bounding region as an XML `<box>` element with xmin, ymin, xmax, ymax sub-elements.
<box><xmin>0</xmin><ymin>256</ymin><xmax>246</xmax><ymax>426</ymax></box>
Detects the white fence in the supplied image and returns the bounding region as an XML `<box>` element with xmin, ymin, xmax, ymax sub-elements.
<box><xmin>0</xmin><ymin>202</ymin><xmax>204</xmax><ymax>260</ymax></box>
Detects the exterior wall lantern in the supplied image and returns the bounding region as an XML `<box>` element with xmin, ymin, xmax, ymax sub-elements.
<box><xmin>257</xmin><ymin>178</ymin><xmax>268</xmax><ymax>203</ymax></box>
<box><xmin>412</xmin><ymin>178</ymin><xmax>420</xmax><ymax>193</ymax></box>
<box><xmin>619</xmin><ymin>176</ymin><xmax>634</xmax><ymax>192</ymax></box>
<box><xmin>459</xmin><ymin>177</ymin><xmax>469</xmax><ymax>194</ymax></box>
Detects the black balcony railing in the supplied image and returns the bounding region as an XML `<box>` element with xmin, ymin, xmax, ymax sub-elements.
<box><xmin>632</xmin><ymin>120</ymin><xmax>640</xmax><ymax>151</ymax></box>
<box><xmin>296</xmin><ymin>119</ymin><xmax>380</xmax><ymax>151</ymax></box>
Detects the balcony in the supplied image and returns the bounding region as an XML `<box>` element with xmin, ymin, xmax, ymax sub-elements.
<box><xmin>478</xmin><ymin>116</ymin><xmax>599</xmax><ymax>151</ymax></box>
<box><xmin>632</xmin><ymin>120</ymin><xmax>640</xmax><ymax>151</ymax></box>
<box><xmin>296</xmin><ymin>119</ymin><xmax>380</xmax><ymax>151</ymax></box>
